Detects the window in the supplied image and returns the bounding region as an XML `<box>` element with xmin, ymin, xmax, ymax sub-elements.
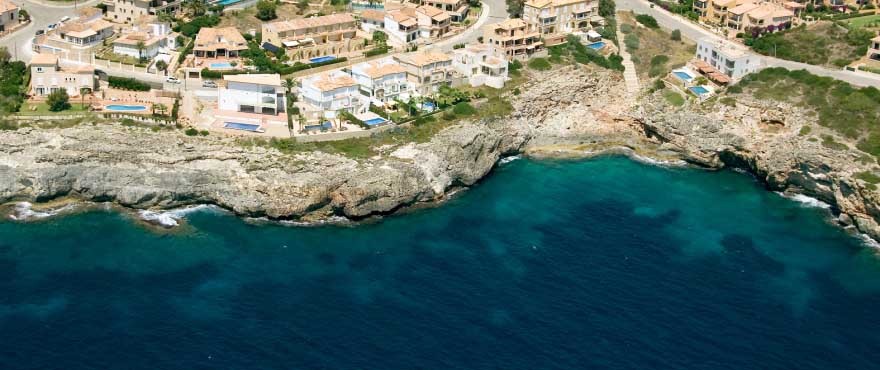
<box><xmin>36</xmin><ymin>67</ymin><xmax>43</xmax><ymax>73</ymax></box>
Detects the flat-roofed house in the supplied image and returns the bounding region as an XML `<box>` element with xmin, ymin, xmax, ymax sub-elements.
<box><xmin>423</xmin><ymin>0</ymin><xmax>470</xmax><ymax>23</ymax></box>
<box><xmin>350</xmin><ymin>57</ymin><xmax>410</xmax><ymax>104</ymax></box>
<box><xmin>0</xmin><ymin>0</ymin><xmax>20</xmax><ymax>33</ymax></box>
<box><xmin>522</xmin><ymin>0</ymin><xmax>597</xmax><ymax>45</ymax></box>
<box><xmin>218</xmin><ymin>74</ymin><xmax>286</xmax><ymax>115</ymax></box>
<box><xmin>483</xmin><ymin>19</ymin><xmax>543</xmax><ymax>59</ymax></box>
<box><xmin>29</xmin><ymin>53</ymin><xmax>97</xmax><ymax>97</ymax></box>
<box><xmin>300</xmin><ymin>70</ymin><xmax>366</xmax><ymax>118</ymax></box>
<box><xmin>385</xmin><ymin>8</ymin><xmax>420</xmax><ymax>44</ymax></box>
<box><xmin>394</xmin><ymin>50</ymin><xmax>453</xmax><ymax>95</ymax></box>
<box><xmin>695</xmin><ymin>37</ymin><xmax>759</xmax><ymax>81</ymax></box>
<box><xmin>452</xmin><ymin>43</ymin><xmax>509</xmax><ymax>89</ymax></box>
<box><xmin>193</xmin><ymin>27</ymin><xmax>247</xmax><ymax>61</ymax></box>
<box><xmin>262</xmin><ymin>13</ymin><xmax>359</xmax><ymax>61</ymax></box>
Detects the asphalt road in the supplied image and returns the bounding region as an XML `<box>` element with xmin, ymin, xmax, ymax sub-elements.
<box><xmin>615</xmin><ymin>0</ymin><xmax>880</xmax><ymax>88</ymax></box>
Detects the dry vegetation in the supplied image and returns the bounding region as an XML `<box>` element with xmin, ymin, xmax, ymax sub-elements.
<box><xmin>617</xmin><ymin>11</ymin><xmax>695</xmax><ymax>81</ymax></box>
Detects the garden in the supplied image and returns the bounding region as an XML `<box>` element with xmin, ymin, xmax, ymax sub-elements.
<box><xmin>747</xmin><ymin>21</ymin><xmax>874</xmax><ymax>68</ymax></box>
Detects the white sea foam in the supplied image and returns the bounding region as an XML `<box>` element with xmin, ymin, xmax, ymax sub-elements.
<box><xmin>859</xmin><ymin>234</ymin><xmax>880</xmax><ymax>249</ymax></box>
<box><xmin>8</xmin><ymin>202</ymin><xmax>77</xmax><ymax>221</ymax></box>
<box><xmin>137</xmin><ymin>205</ymin><xmax>220</xmax><ymax>227</ymax></box>
<box><xmin>276</xmin><ymin>215</ymin><xmax>351</xmax><ymax>227</ymax></box>
<box><xmin>499</xmin><ymin>155</ymin><xmax>521</xmax><ymax>165</ymax></box>
<box><xmin>776</xmin><ymin>192</ymin><xmax>831</xmax><ymax>209</ymax></box>
<box><xmin>628</xmin><ymin>152</ymin><xmax>688</xmax><ymax>168</ymax></box>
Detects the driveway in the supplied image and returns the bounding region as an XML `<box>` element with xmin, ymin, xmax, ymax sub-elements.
<box><xmin>615</xmin><ymin>0</ymin><xmax>880</xmax><ymax>88</ymax></box>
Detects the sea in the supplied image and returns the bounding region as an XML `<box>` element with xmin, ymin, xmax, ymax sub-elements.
<box><xmin>1</xmin><ymin>156</ymin><xmax>879</xmax><ymax>369</ymax></box>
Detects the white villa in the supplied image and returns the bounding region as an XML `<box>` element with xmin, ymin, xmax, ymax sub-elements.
<box><xmin>300</xmin><ymin>70</ymin><xmax>366</xmax><ymax>119</ymax></box>
<box><xmin>112</xmin><ymin>20</ymin><xmax>177</xmax><ymax>59</ymax></box>
<box><xmin>29</xmin><ymin>53</ymin><xmax>97</xmax><ymax>97</ymax></box>
<box><xmin>0</xmin><ymin>0</ymin><xmax>20</xmax><ymax>33</ymax></box>
<box><xmin>350</xmin><ymin>57</ymin><xmax>410</xmax><ymax>105</ymax></box>
<box><xmin>695</xmin><ymin>37</ymin><xmax>760</xmax><ymax>82</ymax></box>
<box><xmin>218</xmin><ymin>74</ymin><xmax>286</xmax><ymax>116</ymax></box>
<box><xmin>452</xmin><ymin>44</ymin><xmax>509</xmax><ymax>89</ymax></box>
<box><xmin>385</xmin><ymin>8</ymin><xmax>420</xmax><ymax>44</ymax></box>
<box><xmin>394</xmin><ymin>50</ymin><xmax>454</xmax><ymax>95</ymax></box>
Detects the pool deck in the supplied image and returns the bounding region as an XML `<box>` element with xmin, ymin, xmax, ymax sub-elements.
<box><xmin>206</xmin><ymin>109</ymin><xmax>366</xmax><ymax>138</ymax></box>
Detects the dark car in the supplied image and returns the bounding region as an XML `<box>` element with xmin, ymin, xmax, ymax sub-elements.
<box><xmin>35</xmin><ymin>29</ymin><xmax>45</xmax><ymax>36</ymax></box>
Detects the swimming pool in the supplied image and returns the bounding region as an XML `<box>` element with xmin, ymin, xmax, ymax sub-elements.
<box><xmin>587</xmin><ymin>41</ymin><xmax>605</xmax><ymax>50</ymax></box>
<box><xmin>364</xmin><ymin>117</ymin><xmax>387</xmax><ymax>126</ymax></box>
<box><xmin>224</xmin><ymin>122</ymin><xmax>262</xmax><ymax>132</ymax></box>
<box><xmin>422</xmin><ymin>102</ymin><xmax>436</xmax><ymax>111</ymax></box>
<box><xmin>210</xmin><ymin>62</ymin><xmax>233</xmax><ymax>69</ymax></box>
<box><xmin>216</xmin><ymin>0</ymin><xmax>241</xmax><ymax>5</ymax></box>
<box><xmin>689</xmin><ymin>86</ymin><xmax>711</xmax><ymax>95</ymax></box>
<box><xmin>304</xmin><ymin>122</ymin><xmax>333</xmax><ymax>131</ymax></box>
<box><xmin>105</xmin><ymin>104</ymin><xmax>147</xmax><ymax>111</ymax></box>
<box><xmin>310</xmin><ymin>56</ymin><xmax>336</xmax><ymax>64</ymax></box>
<box><xmin>673</xmin><ymin>71</ymin><xmax>694</xmax><ymax>81</ymax></box>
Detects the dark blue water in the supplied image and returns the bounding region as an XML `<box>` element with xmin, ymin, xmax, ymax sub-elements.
<box><xmin>1</xmin><ymin>157</ymin><xmax>879</xmax><ymax>369</ymax></box>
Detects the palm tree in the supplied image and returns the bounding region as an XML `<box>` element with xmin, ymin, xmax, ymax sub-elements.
<box><xmin>136</xmin><ymin>41</ymin><xmax>146</xmax><ymax>61</ymax></box>
<box><xmin>154</xmin><ymin>103</ymin><xmax>168</xmax><ymax>116</ymax></box>
<box><xmin>185</xmin><ymin>0</ymin><xmax>208</xmax><ymax>17</ymax></box>
<box><xmin>282</xmin><ymin>78</ymin><xmax>296</xmax><ymax>137</ymax></box>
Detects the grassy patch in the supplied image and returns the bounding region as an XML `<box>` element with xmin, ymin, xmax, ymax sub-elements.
<box><xmin>799</xmin><ymin>125</ymin><xmax>811</xmax><ymax>136</ymax></box>
<box><xmin>528</xmin><ymin>57</ymin><xmax>552</xmax><ymax>71</ymax></box>
<box><xmin>843</xmin><ymin>14</ymin><xmax>880</xmax><ymax>29</ymax></box>
<box><xmin>720</xmin><ymin>96</ymin><xmax>736</xmax><ymax>107</ymax></box>
<box><xmin>821</xmin><ymin>135</ymin><xmax>849</xmax><ymax>151</ymax></box>
<box><xmin>16</xmin><ymin>102</ymin><xmax>90</xmax><ymax>116</ymax></box>
<box><xmin>663</xmin><ymin>90</ymin><xmax>685</xmax><ymax>106</ymax></box>
<box><xmin>749</xmin><ymin>22</ymin><xmax>873</xmax><ymax>68</ymax></box>
<box><xmin>855</xmin><ymin>171</ymin><xmax>880</xmax><ymax>184</ymax></box>
<box><xmin>618</xmin><ymin>11</ymin><xmax>695</xmax><ymax>81</ymax></box>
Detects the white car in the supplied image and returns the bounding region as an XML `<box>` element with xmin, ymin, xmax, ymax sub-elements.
<box><xmin>165</xmin><ymin>77</ymin><xmax>181</xmax><ymax>84</ymax></box>
<box><xmin>60</xmin><ymin>16</ymin><xmax>70</xmax><ymax>23</ymax></box>
<box><xmin>202</xmin><ymin>80</ymin><xmax>217</xmax><ymax>88</ymax></box>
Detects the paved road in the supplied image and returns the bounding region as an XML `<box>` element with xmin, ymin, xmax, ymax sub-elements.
<box><xmin>0</xmin><ymin>0</ymin><xmax>103</xmax><ymax>62</ymax></box>
<box><xmin>616</xmin><ymin>0</ymin><xmax>880</xmax><ymax>88</ymax></box>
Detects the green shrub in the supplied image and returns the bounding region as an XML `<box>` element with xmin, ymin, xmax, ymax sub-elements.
<box><xmin>185</xmin><ymin>128</ymin><xmax>199</xmax><ymax>136</ymax></box>
<box><xmin>624</xmin><ymin>33</ymin><xmax>640</xmax><ymax>50</ymax></box>
<box><xmin>452</xmin><ymin>102</ymin><xmax>477</xmax><ymax>115</ymax></box>
<box><xmin>671</xmin><ymin>29</ymin><xmax>681</xmax><ymax>41</ymax></box>
<box><xmin>108</xmin><ymin>76</ymin><xmax>151</xmax><ymax>91</ymax></box>
<box><xmin>199</xmin><ymin>130</ymin><xmax>209</xmax><ymax>136</ymax></box>
<box><xmin>727</xmin><ymin>85</ymin><xmax>743</xmax><ymax>94</ymax></box>
<box><xmin>46</xmin><ymin>89</ymin><xmax>71</xmax><ymax>112</ymax></box>
<box><xmin>635</xmin><ymin>14</ymin><xmax>659</xmax><ymax>28</ymax></box>
<box><xmin>720</xmin><ymin>97</ymin><xmax>736</xmax><ymax>107</ymax></box>
<box><xmin>527</xmin><ymin>57</ymin><xmax>552</xmax><ymax>71</ymax></box>
<box><xmin>855</xmin><ymin>171</ymin><xmax>880</xmax><ymax>184</ymax></box>
<box><xmin>620</xmin><ymin>23</ymin><xmax>633</xmax><ymax>34</ymax></box>
<box><xmin>799</xmin><ymin>125</ymin><xmax>811</xmax><ymax>136</ymax></box>
<box><xmin>663</xmin><ymin>90</ymin><xmax>685</xmax><ymax>106</ymax></box>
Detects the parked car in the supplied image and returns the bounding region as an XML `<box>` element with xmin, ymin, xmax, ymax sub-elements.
<box><xmin>35</xmin><ymin>29</ymin><xmax>45</xmax><ymax>36</ymax></box>
<box><xmin>60</xmin><ymin>16</ymin><xmax>70</xmax><ymax>23</ymax></box>
<box><xmin>202</xmin><ymin>80</ymin><xmax>217</xmax><ymax>88</ymax></box>
<box><xmin>46</xmin><ymin>23</ymin><xmax>57</xmax><ymax>30</ymax></box>
<box><xmin>165</xmin><ymin>77</ymin><xmax>181</xmax><ymax>84</ymax></box>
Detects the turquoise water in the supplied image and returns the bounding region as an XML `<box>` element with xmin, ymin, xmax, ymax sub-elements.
<box><xmin>673</xmin><ymin>70</ymin><xmax>694</xmax><ymax>81</ymax></box>
<box><xmin>105</xmin><ymin>104</ymin><xmax>147</xmax><ymax>111</ymax></box>
<box><xmin>2</xmin><ymin>157</ymin><xmax>879</xmax><ymax>369</ymax></box>
<box><xmin>689</xmin><ymin>86</ymin><xmax>710</xmax><ymax>95</ymax></box>
<box><xmin>587</xmin><ymin>41</ymin><xmax>605</xmax><ymax>50</ymax></box>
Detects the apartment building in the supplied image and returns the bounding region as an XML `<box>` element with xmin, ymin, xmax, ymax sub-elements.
<box><xmin>193</xmin><ymin>27</ymin><xmax>247</xmax><ymax>60</ymax></box>
<box><xmin>350</xmin><ymin>57</ymin><xmax>410</xmax><ymax>104</ymax></box>
<box><xmin>29</xmin><ymin>53</ymin><xmax>97</xmax><ymax>97</ymax></box>
<box><xmin>0</xmin><ymin>0</ymin><xmax>20</xmax><ymax>33</ymax></box>
<box><xmin>385</xmin><ymin>8</ymin><xmax>420</xmax><ymax>43</ymax></box>
<box><xmin>522</xmin><ymin>0</ymin><xmax>597</xmax><ymax>45</ymax></box>
<box><xmin>262</xmin><ymin>13</ymin><xmax>358</xmax><ymax>57</ymax></box>
<box><xmin>695</xmin><ymin>37</ymin><xmax>760</xmax><ymax>81</ymax></box>
<box><xmin>113</xmin><ymin>20</ymin><xmax>177</xmax><ymax>59</ymax></box>
<box><xmin>218</xmin><ymin>74</ymin><xmax>285</xmax><ymax>115</ymax></box>
<box><xmin>452</xmin><ymin>44</ymin><xmax>509</xmax><ymax>89</ymax></box>
<box><xmin>300</xmin><ymin>70</ymin><xmax>365</xmax><ymax>118</ymax></box>
<box><xmin>415</xmin><ymin>5</ymin><xmax>451</xmax><ymax>38</ymax></box>
<box><xmin>483</xmin><ymin>19</ymin><xmax>543</xmax><ymax>59</ymax></box>
<box><xmin>693</xmin><ymin>0</ymin><xmax>750</xmax><ymax>25</ymax></box>
<box><xmin>103</xmin><ymin>0</ymin><xmax>181</xmax><ymax>24</ymax></box>
<box><xmin>727</xmin><ymin>2</ymin><xmax>793</xmax><ymax>33</ymax></box>
<box><xmin>394</xmin><ymin>50</ymin><xmax>453</xmax><ymax>95</ymax></box>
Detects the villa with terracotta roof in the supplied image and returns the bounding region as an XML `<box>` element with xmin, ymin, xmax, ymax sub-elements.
<box><xmin>300</xmin><ymin>70</ymin><xmax>366</xmax><ymax>119</ymax></box>
<box><xmin>726</xmin><ymin>1</ymin><xmax>793</xmax><ymax>33</ymax></box>
<box><xmin>483</xmin><ymin>19</ymin><xmax>544</xmax><ymax>59</ymax></box>
<box><xmin>385</xmin><ymin>8</ymin><xmax>421</xmax><ymax>44</ymax></box>
<box><xmin>394</xmin><ymin>50</ymin><xmax>454</xmax><ymax>94</ymax></box>
<box><xmin>29</xmin><ymin>53</ymin><xmax>97</xmax><ymax>98</ymax></box>
<box><xmin>452</xmin><ymin>44</ymin><xmax>509</xmax><ymax>89</ymax></box>
<box><xmin>193</xmin><ymin>27</ymin><xmax>247</xmax><ymax>61</ymax></box>
<box><xmin>112</xmin><ymin>20</ymin><xmax>177</xmax><ymax>59</ymax></box>
<box><xmin>0</xmin><ymin>0</ymin><xmax>20</xmax><ymax>33</ymax></box>
<box><xmin>522</xmin><ymin>0</ymin><xmax>600</xmax><ymax>45</ymax></box>
<box><xmin>422</xmin><ymin>0</ymin><xmax>470</xmax><ymax>23</ymax></box>
<box><xmin>350</xmin><ymin>57</ymin><xmax>411</xmax><ymax>104</ymax></box>
<box><xmin>360</xmin><ymin>9</ymin><xmax>386</xmax><ymax>32</ymax></box>
<box><xmin>415</xmin><ymin>5</ymin><xmax>452</xmax><ymax>38</ymax></box>
<box><xmin>262</xmin><ymin>13</ymin><xmax>359</xmax><ymax>61</ymax></box>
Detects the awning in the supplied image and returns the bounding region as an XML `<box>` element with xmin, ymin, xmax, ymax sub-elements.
<box><xmin>707</xmin><ymin>71</ymin><xmax>731</xmax><ymax>84</ymax></box>
<box><xmin>282</xmin><ymin>40</ymin><xmax>300</xmax><ymax>47</ymax></box>
<box><xmin>586</xmin><ymin>30</ymin><xmax>601</xmax><ymax>39</ymax></box>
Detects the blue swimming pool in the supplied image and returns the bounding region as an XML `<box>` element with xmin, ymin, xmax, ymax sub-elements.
<box><xmin>216</xmin><ymin>0</ymin><xmax>241</xmax><ymax>5</ymax></box>
<box><xmin>224</xmin><ymin>122</ymin><xmax>261</xmax><ymax>132</ymax></box>
<box><xmin>364</xmin><ymin>117</ymin><xmax>387</xmax><ymax>126</ymax></box>
<box><xmin>310</xmin><ymin>56</ymin><xmax>336</xmax><ymax>64</ymax></box>
<box><xmin>673</xmin><ymin>71</ymin><xmax>694</xmax><ymax>81</ymax></box>
<box><xmin>105</xmin><ymin>104</ymin><xmax>147</xmax><ymax>111</ymax></box>
<box><xmin>422</xmin><ymin>102</ymin><xmax>436</xmax><ymax>111</ymax></box>
<box><xmin>210</xmin><ymin>62</ymin><xmax>233</xmax><ymax>69</ymax></box>
<box><xmin>689</xmin><ymin>86</ymin><xmax>711</xmax><ymax>95</ymax></box>
<box><xmin>587</xmin><ymin>41</ymin><xmax>605</xmax><ymax>50</ymax></box>
<box><xmin>304</xmin><ymin>122</ymin><xmax>333</xmax><ymax>131</ymax></box>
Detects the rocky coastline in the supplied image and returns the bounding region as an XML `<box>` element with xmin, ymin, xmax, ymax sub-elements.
<box><xmin>2</xmin><ymin>65</ymin><xmax>879</xmax><ymax>241</ymax></box>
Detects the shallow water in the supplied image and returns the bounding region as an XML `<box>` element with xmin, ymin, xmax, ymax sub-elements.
<box><xmin>1</xmin><ymin>157</ymin><xmax>879</xmax><ymax>369</ymax></box>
